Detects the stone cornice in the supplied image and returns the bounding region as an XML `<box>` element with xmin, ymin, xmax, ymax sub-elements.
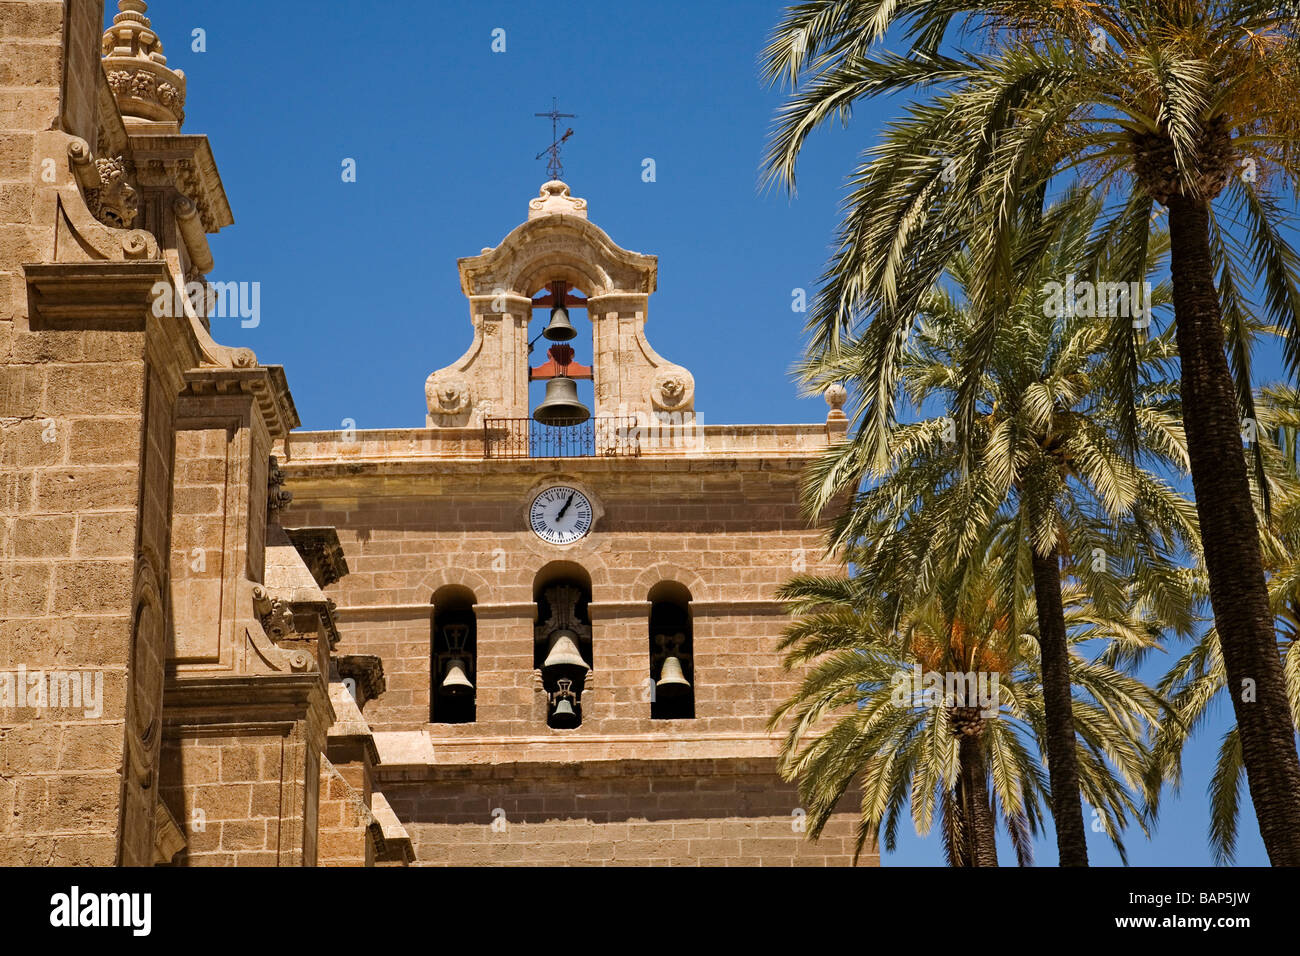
<box><xmin>284</xmin><ymin>527</ymin><xmax>349</xmax><ymax>588</ymax></box>
<box><xmin>278</xmin><ymin>445</ymin><xmax>822</xmax><ymax>499</ymax></box>
<box><xmin>183</xmin><ymin>365</ymin><xmax>300</xmax><ymax>438</ymax></box>
<box><xmin>334</xmin><ymin>654</ymin><xmax>387</xmax><ymax>706</ymax></box>
<box><xmin>330</xmin><ymin>598</ymin><xmax>790</xmax><ymax>620</ymax></box>
<box><xmin>371</xmin><ymin>734</ymin><xmax>785</xmax><ymax>778</ymax></box>
<box><xmin>128</xmin><ymin>133</ymin><xmax>233</xmax><ymax>233</ymax></box>
<box><xmin>162</xmin><ymin>673</ymin><xmax>334</xmax><ymax>733</ymax></box>
<box><xmin>23</xmin><ymin>260</ymin><xmax>171</xmax><ymax>328</ymax></box>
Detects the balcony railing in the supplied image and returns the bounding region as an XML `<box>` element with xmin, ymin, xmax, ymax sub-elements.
<box><xmin>483</xmin><ymin>417</ymin><xmax>641</xmax><ymax>459</ymax></box>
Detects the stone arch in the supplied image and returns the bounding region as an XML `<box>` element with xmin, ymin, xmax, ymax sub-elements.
<box><xmin>532</xmin><ymin>559</ymin><xmax>593</xmax><ymax>602</ymax></box>
<box><xmin>430</xmin><ymin>583</ymin><xmax>478</xmax><ymax>608</ymax></box>
<box><xmin>416</xmin><ymin>567</ymin><xmax>493</xmax><ymax>603</ymax></box>
<box><xmin>513</xmin><ymin>250</ymin><xmax>611</xmax><ymax>301</ymax></box>
<box><xmin>461</xmin><ymin>215</ymin><xmax>657</xmax><ymax>300</ymax></box>
<box><xmin>632</xmin><ymin>562</ymin><xmax>710</xmax><ymax>604</ymax></box>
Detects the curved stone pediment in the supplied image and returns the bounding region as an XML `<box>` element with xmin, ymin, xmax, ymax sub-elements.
<box><xmin>425</xmin><ymin>181</ymin><xmax>691</xmax><ymax>426</ymax></box>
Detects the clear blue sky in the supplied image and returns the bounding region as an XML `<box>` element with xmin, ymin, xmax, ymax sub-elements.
<box><xmin>143</xmin><ymin>0</ymin><xmax>1278</xmax><ymax>865</ymax></box>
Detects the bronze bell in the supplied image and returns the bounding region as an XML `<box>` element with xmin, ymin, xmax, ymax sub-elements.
<box><xmin>542</xmin><ymin>305</ymin><xmax>577</xmax><ymax>341</ymax></box>
<box><xmin>550</xmin><ymin>696</ymin><xmax>579</xmax><ymax>728</ymax></box>
<box><xmin>542</xmin><ymin>629</ymin><xmax>589</xmax><ymax>680</ymax></box>
<box><xmin>441</xmin><ymin>658</ymin><xmax>473</xmax><ymax>696</ymax></box>
<box><xmin>533</xmin><ymin>376</ymin><xmax>591</xmax><ymax>426</ymax></box>
<box><xmin>656</xmin><ymin>656</ymin><xmax>691</xmax><ymax>697</ymax></box>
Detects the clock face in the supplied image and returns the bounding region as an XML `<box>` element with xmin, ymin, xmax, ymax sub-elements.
<box><xmin>529</xmin><ymin>486</ymin><xmax>593</xmax><ymax>545</ymax></box>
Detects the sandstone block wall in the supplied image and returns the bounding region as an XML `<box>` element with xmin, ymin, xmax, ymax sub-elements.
<box><xmin>380</xmin><ymin>760</ymin><xmax>872</xmax><ymax>867</ymax></box>
<box><xmin>285</xmin><ymin>448</ymin><xmax>871</xmax><ymax>867</ymax></box>
<box><xmin>317</xmin><ymin>757</ymin><xmax>374</xmax><ymax>867</ymax></box>
<box><xmin>158</xmin><ymin>728</ymin><xmax>321</xmax><ymax>866</ymax></box>
<box><xmin>285</xmin><ymin>456</ymin><xmax>837</xmax><ymax>737</ymax></box>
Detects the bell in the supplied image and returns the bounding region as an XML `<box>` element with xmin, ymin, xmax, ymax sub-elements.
<box><xmin>551</xmin><ymin>696</ymin><xmax>579</xmax><ymax>728</ymax></box>
<box><xmin>542</xmin><ymin>305</ymin><xmax>577</xmax><ymax>341</ymax></box>
<box><xmin>656</xmin><ymin>656</ymin><xmax>691</xmax><ymax>697</ymax></box>
<box><xmin>441</xmin><ymin>658</ymin><xmax>473</xmax><ymax>696</ymax></box>
<box><xmin>542</xmin><ymin>630</ymin><xmax>589</xmax><ymax>680</ymax></box>
<box><xmin>533</xmin><ymin>376</ymin><xmax>591</xmax><ymax>426</ymax></box>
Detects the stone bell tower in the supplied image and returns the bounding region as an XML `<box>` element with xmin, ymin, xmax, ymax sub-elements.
<box><xmin>423</xmin><ymin>180</ymin><xmax>694</xmax><ymax>428</ymax></box>
<box><xmin>282</xmin><ymin>182</ymin><xmax>873</xmax><ymax>866</ymax></box>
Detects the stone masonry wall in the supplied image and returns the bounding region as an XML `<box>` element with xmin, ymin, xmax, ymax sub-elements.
<box><xmin>381</xmin><ymin>760</ymin><xmax>872</xmax><ymax>867</ymax></box>
<box><xmin>285</xmin><ymin>457</ymin><xmax>839</xmax><ymax>737</ymax></box>
<box><xmin>158</xmin><ymin>728</ymin><xmax>321</xmax><ymax>867</ymax></box>
<box><xmin>317</xmin><ymin>757</ymin><xmax>374</xmax><ymax>867</ymax></box>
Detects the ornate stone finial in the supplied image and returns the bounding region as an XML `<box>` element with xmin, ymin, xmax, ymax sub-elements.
<box><xmin>267</xmin><ymin>455</ymin><xmax>293</xmax><ymax>521</ymax></box>
<box><xmin>103</xmin><ymin>1</ymin><xmax>186</xmax><ymax>126</ymax></box>
<box><xmin>528</xmin><ymin>181</ymin><xmax>588</xmax><ymax>220</ymax></box>
<box><xmin>825</xmin><ymin>383</ymin><xmax>848</xmax><ymax>423</ymax></box>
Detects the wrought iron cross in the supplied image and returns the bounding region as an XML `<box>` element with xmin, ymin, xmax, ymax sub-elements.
<box><xmin>534</xmin><ymin>97</ymin><xmax>576</xmax><ymax>180</ymax></box>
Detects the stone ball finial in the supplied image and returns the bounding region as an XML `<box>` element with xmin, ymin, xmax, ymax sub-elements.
<box><xmin>103</xmin><ymin>0</ymin><xmax>187</xmax><ymax>126</ymax></box>
<box><xmin>825</xmin><ymin>383</ymin><xmax>848</xmax><ymax>423</ymax></box>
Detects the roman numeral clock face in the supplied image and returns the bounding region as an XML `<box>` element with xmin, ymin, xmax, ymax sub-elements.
<box><xmin>529</xmin><ymin>486</ymin><xmax>593</xmax><ymax>545</ymax></box>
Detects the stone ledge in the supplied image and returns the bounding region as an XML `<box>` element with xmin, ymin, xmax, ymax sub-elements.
<box><xmin>372</xmin><ymin>728</ymin><xmax>786</xmax><ymax>772</ymax></box>
<box><xmin>332</xmin><ymin>598</ymin><xmax>790</xmax><ymax>620</ymax></box>
<box><xmin>24</xmin><ymin>260</ymin><xmax>171</xmax><ymax>329</ymax></box>
<box><xmin>161</xmin><ymin>672</ymin><xmax>333</xmax><ymax>733</ymax></box>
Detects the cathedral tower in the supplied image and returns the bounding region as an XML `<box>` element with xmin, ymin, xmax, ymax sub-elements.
<box><xmin>283</xmin><ymin>182</ymin><xmax>872</xmax><ymax>866</ymax></box>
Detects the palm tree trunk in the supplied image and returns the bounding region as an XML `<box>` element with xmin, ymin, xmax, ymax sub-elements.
<box><xmin>958</xmin><ymin>729</ymin><xmax>999</xmax><ymax>866</ymax></box>
<box><xmin>1030</xmin><ymin>543</ymin><xmax>1089</xmax><ymax>866</ymax></box>
<box><xmin>1166</xmin><ymin>193</ymin><xmax>1300</xmax><ymax>866</ymax></box>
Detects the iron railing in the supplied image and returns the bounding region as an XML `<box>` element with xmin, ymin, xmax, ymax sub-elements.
<box><xmin>483</xmin><ymin>417</ymin><xmax>640</xmax><ymax>459</ymax></box>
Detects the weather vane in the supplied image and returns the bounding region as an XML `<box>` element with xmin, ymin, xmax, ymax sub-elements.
<box><xmin>535</xmin><ymin>97</ymin><xmax>575</xmax><ymax>180</ymax></box>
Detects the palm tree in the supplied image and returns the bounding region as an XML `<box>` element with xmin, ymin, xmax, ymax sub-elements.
<box><xmin>1150</xmin><ymin>383</ymin><xmax>1300</xmax><ymax>863</ymax></box>
<box><xmin>773</xmin><ymin>545</ymin><xmax>1163</xmax><ymax>866</ymax></box>
<box><xmin>795</xmin><ymin>191</ymin><xmax>1199</xmax><ymax>864</ymax></box>
<box><xmin>762</xmin><ymin>0</ymin><xmax>1300</xmax><ymax>865</ymax></box>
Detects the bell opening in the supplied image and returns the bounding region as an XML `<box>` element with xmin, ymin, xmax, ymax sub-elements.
<box><xmin>530</xmin><ymin>281</ymin><xmax>593</xmax><ymax>426</ymax></box>
<box><xmin>432</xmin><ymin>587</ymin><xmax>477</xmax><ymax>724</ymax></box>
<box><xmin>548</xmin><ymin>693</ymin><xmax>581</xmax><ymax>729</ymax></box>
<box><xmin>650</xmin><ymin>589</ymin><xmax>695</xmax><ymax>720</ymax></box>
<box><xmin>535</xmin><ymin>578</ymin><xmax>593</xmax><ymax>729</ymax></box>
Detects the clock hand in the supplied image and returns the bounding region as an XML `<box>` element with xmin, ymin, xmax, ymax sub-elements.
<box><xmin>556</xmin><ymin>492</ymin><xmax>576</xmax><ymax>519</ymax></box>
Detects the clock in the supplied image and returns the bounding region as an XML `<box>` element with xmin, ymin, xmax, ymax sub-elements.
<box><xmin>529</xmin><ymin>485</ymin><xmax>593</xmax><ymax>545</ymax></box>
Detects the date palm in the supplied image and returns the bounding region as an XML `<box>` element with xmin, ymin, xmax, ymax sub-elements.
<box><xmin>1150</xmin><ymin>383</ymin><xmax>1300</xmax><ymax>863</ymax></box>
<box><xmin>762</xmin><ymin>0</ymin><xmax>1300</xmax><ymax>865</ymax></box>
<box><xmin>796</xmin><ymin>191</ymin><xmax>1199</xmax><ymax>864</ymax></box>
<box><xmin>773</xmin><ymin>545</ymin><xmax>1163</xmax><ymax>866</ymax></box>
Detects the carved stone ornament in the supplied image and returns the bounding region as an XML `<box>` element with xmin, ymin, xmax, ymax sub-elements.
<box><xmin>252</xmin><ymin>584</ymin><xmax>296</xmax><ymax>642</ymax></box>
<box><xmin>102</xmin><ymin>1</ymin><xmax>187</xmax><ymax>125</ymax></box>
<box><xmin>86</xmin><ymin>156</ymin><xmax>139</xmax><ymax>229</ymax></box>
<box><xmin>528</xmin><ymin>180</ymin><xmax>589</xmax><ymax>220</ymax></box>
<box><xmin>126</xmin><ymin>550</ymin><xmax>165</xmax><ymax>789</ymax></box>
<box><xmin>424</xmin><ymin>371</ymin><xmax>471</xmax><ymax>417</ymax></box>
<box><xmin>651</xmin><ymin>365</ymin><xmax>695</xmax><ymax>412</ymax></box>
<box><xmin>267</xmin><ymin>455</ymin><xmax>293</xmax><ymax>521</ymax></box>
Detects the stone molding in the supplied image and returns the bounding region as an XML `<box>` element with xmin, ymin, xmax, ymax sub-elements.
<box><xmin>161</xmin><ymin>673</ymin><xmax>334</xmax><ymax>735</ymax></box>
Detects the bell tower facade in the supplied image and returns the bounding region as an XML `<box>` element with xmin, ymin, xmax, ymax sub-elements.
<box><xmin>423</xmin><ymin>180</ymin><xmax>694</xmax><ymax>429</ymax></box>
<box><xmin>283</xmin><ymin>182</ymin><xmax>873</xmax><ymax>866</ymax></box>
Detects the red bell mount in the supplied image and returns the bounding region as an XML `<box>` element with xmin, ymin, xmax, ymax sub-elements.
<box><xmin>530</xmin><ymin>281</ymin><xmax>592</xmax><ymax>380</ymax></box>
<box><xmin>530</xmin><ymin>343</ymin><xmax>591</xmax><ymax>381</ymax></box>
